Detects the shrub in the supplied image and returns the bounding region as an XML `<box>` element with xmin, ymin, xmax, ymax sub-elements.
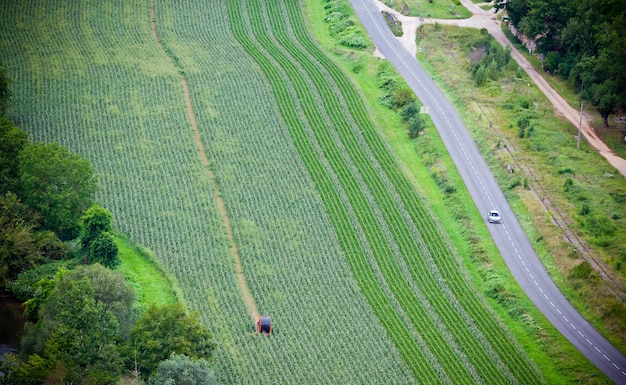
<box><xmin>563</xmin><ymin>178</ymin><xmax>573</xmax><ymax>192</ymax></box>
<box><xmin>579</xmin><ymin>203</ymin><xmax>590</xmax><ymax>216</ymax></box>
<box><xmin>407</xmin><ymin>115</ymin><xmax>426</xmax><ymax>138</ymax></box>
<box><xmin>149</xmin><ymin>354</ymin><xmax>215</xmax><ymax>385</ymax></box>
<box><xmin>557</xmin><ymin>168</ymin><xmax>575</xmax><ymax>175</ymax></box>
<box><xmin>338</xmin><ymin>31</ymin><xmax>368</xmax><ymax>49</ymax></box>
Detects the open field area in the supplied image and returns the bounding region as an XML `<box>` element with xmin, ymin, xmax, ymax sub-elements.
<box><xmin>380</xmin><ymin>0</ymin><xmax>471</xmax><ymax>18</ymax></box>
<box><xmin>0</xmin><ymin>0</ymin><xmax>616</xmax><ymax>383</ymax></box>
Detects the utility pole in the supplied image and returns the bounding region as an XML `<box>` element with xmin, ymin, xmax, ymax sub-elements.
<box><xmin>577</xmin><ymin>81</ymin><xmax>583</xmax><ymax>149</ymax></box>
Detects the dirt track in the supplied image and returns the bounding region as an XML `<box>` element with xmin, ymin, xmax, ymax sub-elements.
<box><xmin>373</xmin><ymin>0</ymin><xmax>626</xmax><ymax>179</ymax></box>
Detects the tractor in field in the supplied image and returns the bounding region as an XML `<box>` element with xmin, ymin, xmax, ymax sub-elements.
<box><xmin>256</xmin><ymin>316</ymin><xmax>272</xmax><ymax>336</ymax></box>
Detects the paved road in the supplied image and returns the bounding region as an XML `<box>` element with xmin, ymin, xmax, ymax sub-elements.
<box><xmin>349</xmin><ymin>0</ymin><xmax>626</xmax><ymax>383</ymax></box>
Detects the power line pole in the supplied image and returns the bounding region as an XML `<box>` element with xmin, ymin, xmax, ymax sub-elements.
<box><xmin>577</xmin><ymin>80</ymin><xmax>583</xmax><ymax>149</ymax></box>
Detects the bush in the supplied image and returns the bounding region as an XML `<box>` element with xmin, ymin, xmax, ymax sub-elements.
<box><xmin>149</xmin><ymin>354</ymin><xmax>214</xmax><ymax>385</ymax></box>
<box><xmin>407</xmin><ymin>115</ymin><xmax>426</xmax><ymax>138</ymax></box>
<box><xmin>391</xmin><ymin>88</ymin><xmax>415</xmax><ymax>109</ymax></box>
<box><xmin>125</xmin><ymin>303</ymin><xmax>214</xmax><ymax>377</ymax></box>
<box><xmin>563</xmin><ymin>178</ymin><xmax>574</xmax><ymax>192</ymax></box>
<box><xmin>579</xmin><ymin>203</ymin><xmax>590</xmax><ymax>216</ymax></box>
<box><xmin>339</xmin><ymin>31</ymin><xmax>368</xmax><ymax>49</ymax></box>
<box><xmin>568</xmin><ymin>261</ymin><xmax>594</xmax><ymax>280</ymax></box>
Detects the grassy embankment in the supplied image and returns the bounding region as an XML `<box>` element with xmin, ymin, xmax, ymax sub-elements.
<box><xmin>380</xmin><ymin>0</ymin><xmax>471</xmax><ymax>18</ymax></box>
<box><xmin>303</xmin><ymin>1</ymin><xmax>618</xmax><ymax>383</ymax></box>
<box><xmin>115</xmin><ymin>233</ymin><xmax>180</xmax><ymax>309</ymax></box>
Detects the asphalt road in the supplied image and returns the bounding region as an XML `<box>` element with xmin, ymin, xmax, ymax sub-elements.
<box><xmin>349</xmin><ymin>0</ymin><xmax>626</xmax><ymax>383</ymax></box>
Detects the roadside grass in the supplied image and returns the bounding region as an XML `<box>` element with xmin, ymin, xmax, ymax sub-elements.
<box><xmin>380</xmin><ymin>0</ymin><xmax>471</xmax><ymax>19</ymax></box>
<box><xmin>304</xmin><ymin>1</ymin><xmax>616</xmax><ymax>383</ymax></box>
<box><xmin>416</xmin><ymin>20</ymin><xmax>626</xmax><ymax>354</ymax></box>
<box><xmin>502</xmin><ymin>25</ymin><xmax>626</xmax><ymax>159</ymax></box>
<box><xmin>115</xmin><ymin>232</ymin><xmax>180</xmax><ymax>311</ymax></box>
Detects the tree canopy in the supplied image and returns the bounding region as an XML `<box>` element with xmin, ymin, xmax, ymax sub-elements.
<box><xmin>11</xmin><ymin>264</ymin><xmax>135</xmax><ymax>384</ymax></box>
<box><xmin>126</xmin><ymin>303</ymin><xmax>214</xmax><ymax>376</ymax></box>
<box><xmin>0</xmin><ymin>116</ymin><xmax>28</xmax><ymax>194</ymax></box>
<box><xmin>148</xmin><ymin>354</ymin><xmax>215</xmax><ymax>385</ymax></box>
<box><xmin>497</xmin><ymin>0</ymin><xmax>626</xmax><ymax>126</ymax></box>
<box><xmin>80</xmin><ymin>204</ymin><xmax>120</xmax><ymax>268</ymax></box>
<box><xmin>0</xmin><ymin>61</ymin><xmax>10</xmax><ymax>116</ymax></box>
<box><xmin>18</xmin><ymin>141</ymin><xmax>97</xmax><ymax>240</ymax></box>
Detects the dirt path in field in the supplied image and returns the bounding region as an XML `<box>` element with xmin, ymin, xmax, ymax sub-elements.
<box><xmin>372</xmin><ymin>0</ymin><xmax>626</xmax><ymax>179</ymax></box>
<box><xmin>150</xmin><ymin>0</ymin><xmax>260</xmax><ymax>321</ymax></box>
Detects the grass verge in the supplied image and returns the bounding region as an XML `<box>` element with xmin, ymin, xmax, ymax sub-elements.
<box><xmin>115</xmin><ymin>232</ymin><xmax>181</xmax><ymax>311</ymax></box>
<box><xmin>380</xmin><ymin>0</ymin><xmax>471</xmax><ymax>19</ymax></box>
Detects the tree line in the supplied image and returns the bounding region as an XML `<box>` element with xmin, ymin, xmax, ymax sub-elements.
<box><xmin>496</xmin><ymin>0</ymin><xmax>626</xmax><ymax>127</ymax></box>
<box><xmin>0</xmin><ymin>63</ymin><xmax>215</xmax><ymax>384</ymax></box>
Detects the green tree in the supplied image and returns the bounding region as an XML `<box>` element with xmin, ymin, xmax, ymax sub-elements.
<box><xmin>80</xmin><ymin>204</ymin><xmax>119</xmax><ymax>268</ymax></box>
<box><xmin>126</xmin><ymin>303</ymin><xmax>214</xmax><ymax>376</ymax></box>
<box><xmin>0</xmin><ymin>192</ymin><xmax>65</xmax><ymax>287</ymax></box>
<box><xmin>59</xmin><ymin>263</ymin><xmax>136</xmax><ymax>337</ymax></box>
<box><xmin>0</xmin><ymin>117</ymin><xmax>28</xmax><ymax>194</ymax></box>
<box><xmin>0</xmin><ymin>352</ymin><xmax>52</xmax><ymax>385</ymax></box>
<box><xmin>391</xmin><ymin>88</ymin><xmax>415</xmax><ymax>109</ymax></box>
<box><xmin>87</xmin><ymin>232</ymin><xmax>119</xmax><ymax>268</ymax></box>
<box><xmin>500</xmin><ymin>0</ymin><xmax>626</xmax><ymax>126</ymax></box>
<box><xmin>43</xmin><ymin>276</ymin><xmax>122</xmax><ymax>384</ymax></box>
<box><xmin>0</xmin><ymin>62</ymin><xmax>10</xmax><ymax>116</ymax></box>
<box><xmin>18</xmin><ymin>142</ymin><xmax>97</xmax><ymax>240</ymax></box>
<box><xmin>407</xmin><ymin>115</ymin><xmax>426</xmax><ymax>138</ymax></box>
<box><xmin>18</xmin><ymin>264</ymin><xmax>135</xmax><ymax>384</ymax></box>
<box><xmin>148</xmin><ymin>354</ymin><xmax>215</xmax><ymax>385</ymax></box>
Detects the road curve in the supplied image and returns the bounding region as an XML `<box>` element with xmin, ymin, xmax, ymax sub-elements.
<box><xmin>348</xmin><ymin>0</ymin><xmax>626</xmax><ymax>383</ymax></box>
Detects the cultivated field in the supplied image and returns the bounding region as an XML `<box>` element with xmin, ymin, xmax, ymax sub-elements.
<box><xmin>1</xmin><ymin>0</ymin><xmax>550</xmax><ymax>383</ymax></box>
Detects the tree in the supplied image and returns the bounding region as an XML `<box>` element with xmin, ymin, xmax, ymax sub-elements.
<box><xmin>80</xmin><ymin>204</ymin><xmax>119</xmax><ymax>268</ymax></box>
<box><xmin>58</xmin><ymin>263</ymin><xmax>136</xmax><ymax>337</ymax></box>
<box><xmin>148</xmin><ymin>354</ymin><xmax>215</xmax><ymax>385</ymax></box>
<box><xmin>0</xmin><ymin>61</ymin><xmax>10</xmax><ymax>116</ymax></box>
<box><xmin>407</xmin><ymin>115</ymin><xmax>426</xmax><ymax>138</ymax></box>
<box><xmin>17</xmin><ymin>264</ymin><xmax>135</xmax><ymax>384</ymax></box>
<box><xmin>0</xmin><ymin>117</ymin><xmax>28</xmax><ymax>194</ymax></box>
<box><xmin>500</xmin><ymin>0</ymin><xmax>626</xmax><ymax>125</ymax></box>
<box><xmin>87</xmin><ymin>232</ymin><xmax>119</xmax><ymax>268</ymax></box>
<box><xmin>43</xmin><ymin>276</ymin><xmax>123</xmax><ymax>384</ymax></box>
<box><xmin>18</xmin><ymin>142</ymin><xmax>97</xmax><ymax>240</ymax></box>
<box><xmin>126</xmin><ymin>303</ymin><xmax>214</xmax><ymax>376</ymax></box>
<box><xmin>0</xmin><ymin>192</ymin><xmax>65</xmax><ymax>287</ymax></box>
<box><xmin>0</xmin><ymin>352</ymin><xmax>52</xmax><ymax>385</ymax></box>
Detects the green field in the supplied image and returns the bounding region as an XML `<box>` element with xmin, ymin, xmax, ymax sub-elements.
<box><xmin>0</xmin><ymin>0</ymin><xmax>575</xmax><ymax>383</ymax></box>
